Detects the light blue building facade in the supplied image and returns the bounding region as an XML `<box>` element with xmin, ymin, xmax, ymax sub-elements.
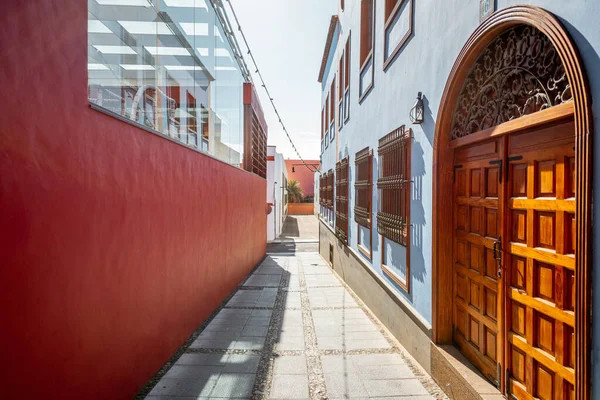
<box><xmin>317</xmin><ymin>1</ymin><xmax>600</xmax><ymax>398</ymax></box>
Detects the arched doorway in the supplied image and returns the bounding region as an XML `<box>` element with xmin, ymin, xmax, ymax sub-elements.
<box><xmin>432</xmin><ymin>6</ymin><xmax>592</xmax><ymax>400</ymax></box>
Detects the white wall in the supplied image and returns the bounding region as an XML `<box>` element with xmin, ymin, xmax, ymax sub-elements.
<box><xmin>267</xmin><ymin>146</ymin><xmax>287</xmax><ymax>241</ymax></box>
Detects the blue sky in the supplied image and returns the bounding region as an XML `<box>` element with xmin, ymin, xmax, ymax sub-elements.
<box><xmin>230</xmin><ymin>0</ymin><xmax>338</xmax><ymax>160</ymax></box>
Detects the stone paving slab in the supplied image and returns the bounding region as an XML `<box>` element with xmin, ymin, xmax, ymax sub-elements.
<box><xmin>226</xmin><ymin>288</ymin><xmax>278</xmax><ymax>308</ymax></box>
<box><xmin>269</xmin><ymin>374</ymin><xmax>309</xmax><ymax>399</ymax></box>
<box><xmin>304</xmin><ymin>274</ymin><xmax>342</xmax><ymax>287</ymax></box>
<box><xmin>281</xmin><ymin>291</ymin><xmax>302</xmax><ymax>309</ymax></box>
<box><xmin>142</xmin><ymin>253</ymin><xmax>446</xmax><ymax>400</ymax></box>
<box><xmin>244</xmin><ymin>274</ymin><xmax>282</xmax><ymax>287</ymax></box>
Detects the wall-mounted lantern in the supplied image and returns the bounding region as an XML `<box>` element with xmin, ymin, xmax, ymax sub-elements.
<box><xmin>291</xmin><ymin>163</ymin><xmax>320</xmax><ymax>173</ymax></box>
<box><xmin>409</xmin><ymin>92</ymin><xmax>424</xmax><ymax>124</ymax></box>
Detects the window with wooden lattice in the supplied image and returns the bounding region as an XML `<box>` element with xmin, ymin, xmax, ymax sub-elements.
<box><xmin>326</xmin><ymin>169</ymin><xmax>334</xmax><ymax>210</ymax></box>
<box><xmin>355</xmin><ymin>147</ymin><xmax>373</xmax><ymax>227</ymax></box>
<box><xmin>377</xmin><ymin>125</ymin><xmax>411</xmax><ymax>246</ymax></box>
<box><xmin>243</xmin><ymin>83</ymin><xmax>267</xmax><ymax>178</ymax></box>
<box><xmin>355</xmin><ymin>147</ymin><xmax>372</xmax><ymax>258</ymax></box>
<box><xmin>250</xmin><ymin>112</ymin><xmax>267</xmax><ymax>178</ymax></box>
<box><xmin>335</xmin><ymin>157</ymin><xmax>349</xmax><ymax>243</ymax></box>
<box><xmin>319</xmin><ymin>174</ymin><xmax>327</xmax><ymax>207</ymax></box>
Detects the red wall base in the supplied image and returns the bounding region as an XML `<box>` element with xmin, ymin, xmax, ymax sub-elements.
<box><xmin>0</xmin><ymin>1</ymin><xmax>266</xmax><ymax>398</ymax></box>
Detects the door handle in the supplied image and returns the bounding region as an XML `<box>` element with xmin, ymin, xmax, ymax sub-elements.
<box><xmin>493</xmin><ymin>236</ymin><xmax>502</xmax><ymax>278</ymax></box>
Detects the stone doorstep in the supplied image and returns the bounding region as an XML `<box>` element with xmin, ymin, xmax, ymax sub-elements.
<box><xmin>431</xmin><ymin>343</ymin><xmax>503</xmax><ymax>400</ymax></box>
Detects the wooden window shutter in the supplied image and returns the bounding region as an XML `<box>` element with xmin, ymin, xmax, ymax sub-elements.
<box><xmin>376</xmin><ymin>125</ymin><xmax>411</xmax><ymax>246</ymax></box>
<box><xmin>335</xmin><ymin>157</ymin><xmax>350</xmax><ymax>243</ymax></box>
<box><xmin>354</xmin><ymin>147</ymin><xmax>373</xmax><ymax>228</ymax></box>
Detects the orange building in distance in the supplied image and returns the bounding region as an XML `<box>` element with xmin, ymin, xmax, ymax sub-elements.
<box><xmin>285</xmin><ymin>159</ymin><xmax>320</xmax><ymax>198</ymax></box>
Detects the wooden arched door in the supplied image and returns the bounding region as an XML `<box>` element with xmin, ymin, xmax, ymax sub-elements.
<box><xmin>432</xmin><ymin>7</ymin><xmax>592</xmax><ymax>400</ymax></box>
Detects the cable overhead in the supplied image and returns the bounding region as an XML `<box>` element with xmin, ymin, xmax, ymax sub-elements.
<box><xmin>223</xmin><ymin>0</ymin><xmax>319</xmax><ymax>174</ymax></box>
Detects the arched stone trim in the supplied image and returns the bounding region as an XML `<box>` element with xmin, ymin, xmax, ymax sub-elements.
<box><xmin>431</xmin><ymin>6</ymin><xmax>592</xmax><ymax>399</ymax></box>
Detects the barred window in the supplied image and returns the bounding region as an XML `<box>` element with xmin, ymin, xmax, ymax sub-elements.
<box><xmin>326</xmin><ymin>169</ymin><xmax>334</xmax><ymax>210</ymax></box>
<box><xmin>354</xmin><ymin>147</ymin><xmax>373</xmax><ymax>227</ymax></box>
<box><xmin>355</xmin><ymin>147</ymin><xmax>372</xmax><ymax>257</ymax></box>
<box><xmin>319</xmin><ymin>174</ymin><xmax>327</xmax><ymax>207</ymax></box>
<box><xmin>377</xmin><ymin>126</ymin><xmax>411</xmax><ymax>246</ymax></box>
<box><xmin>335</xmin><ymin>157</ymin><xmax>349</xmax><ymax>243</ymax></box>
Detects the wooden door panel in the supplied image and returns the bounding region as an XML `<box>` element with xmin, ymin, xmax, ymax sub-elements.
<box><xmin>453</xmin><ymin>139</ymin><xmax>502</xmax><ymax>384</ymax></box>
<box><xmin>505</xmin><ymin>121</ymin><xmax>575</xmax><ymax>400</ymax></box>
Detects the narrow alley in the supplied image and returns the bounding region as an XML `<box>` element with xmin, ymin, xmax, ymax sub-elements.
<box><xmin>5</xmin><ymin>0</ymin><xmax>600</xmax><ymax>399</ymax></box>
<box><xmin>138</xmin><ymin>217</ymin><xmax>446</xmax><ymax>399</ymax></box>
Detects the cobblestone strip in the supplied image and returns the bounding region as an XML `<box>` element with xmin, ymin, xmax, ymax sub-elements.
<box><xmin>298</xmin><ymin>260</ymin><xmax>329</xmax><ymax>399</ymax></box>
<box><xmin>250</xmin><ymin>262</ymin><xmax>290</xmax><ymax>400</ymax></box>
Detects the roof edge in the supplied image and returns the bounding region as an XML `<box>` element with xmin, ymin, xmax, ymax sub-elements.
<box><xmin>317</xmin><ymin>15</ymin><xmax>339</xmax><ymax>83</ymax></box>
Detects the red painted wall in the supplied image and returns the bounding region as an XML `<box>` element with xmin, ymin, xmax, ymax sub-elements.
<box><xmin>0</xmin><ymin>1</ymin><xmax>266</xmax><ymax>399</ymax></box>
<box><xmin>285</xmin><ymin>159</ymin><xmax>320</xmax><ymax>198</ymax></box>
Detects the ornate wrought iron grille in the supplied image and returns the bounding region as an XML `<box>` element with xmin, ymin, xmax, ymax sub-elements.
<box><xmin>450</xmin><ymin>25</ymin><xmax>572</xmax><ymax>140</ymax></box>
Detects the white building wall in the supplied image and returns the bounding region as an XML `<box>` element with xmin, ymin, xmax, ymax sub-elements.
<box><xmin>267</xmin><ymin>146</ymin><xmax>287</xmax><ymax>241</ymax></box>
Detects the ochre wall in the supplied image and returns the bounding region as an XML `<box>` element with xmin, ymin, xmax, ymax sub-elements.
<box><xmin>0</xmin><ymin>1</ymin><xmax>266</xmax><ymax>398</ymax></box>
<box><xmin>285</xmin><ymin>159</ymin><xmax>319</xmax><ymax>198</ymax></box>
<box><xmin>288</xmin><ymin>203</ymin><xmax>315</xmax><ymax>215</ymax></box>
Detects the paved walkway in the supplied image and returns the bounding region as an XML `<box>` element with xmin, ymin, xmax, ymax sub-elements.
<box><xmin>140</xmin><ymin>252</ymin><xmax>446</xmax><ymax>399</ymax></box>
<box><xmin>277</xmin><ymin>215</ymin><xmax>319</xmax><ymax>241</ymax></box>
<box><xmin>269</xmin><ymin>215</ymin><xmax>319</xmax><ymax>253</ymax></box>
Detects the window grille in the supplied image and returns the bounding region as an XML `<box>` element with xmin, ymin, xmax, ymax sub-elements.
<box><xmin>319</xmin><ymin>175</ymin><xmax>327</xmax><ymax>207</ymax></box>
<box><xmin>243</xmin><ymin>83</ymin><xmax>267</xmax><ymax>178</ymax></box>
<box><xmin>376</xmin><ymin>125</ymin><xmax>411</xmax><ymax>246</ymax></box>
<box><xmin>354</xmin><ymin>147</ymin><xmax>373</xmax><ymax>229</ymax></box>
<box><xmin>250</xmin><ymin>112</ymin><xmax>267</xmax><ymax>178</ymax></box>
<box><xmin>326</xmin><ymin>169</ymin><xmax>334</xmax><ymax>210</ymax></box>
<box><xmin>335</xmin><ymin>157</ymin><xmax>349</xmax><ymax>243</ymax></box>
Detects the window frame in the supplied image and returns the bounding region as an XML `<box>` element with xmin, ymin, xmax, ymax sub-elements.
<box><xmin>330</xmin><ymin>76</ymin><xmax>336</xmax><ymax>141</ymax></box>
<box><xmin>354</xmin><ymin>147</ymin><xmax>373</xmax><ymax>259</ymax></box>
<box><xmin>335</xmin><ymin>157</ymin><xmax>350</xmax><ymax>244</ymax></box>
<box><xmin>319</xmin><ymin>174</ymin><xmax>327</xmax><ymax>208</ymax></box>
<box><xmin>321</xmin><ymin>106</ymin><xmax>325</xmax><ymax>140</ymax></box>
<box><xmin>338</xmin><ymin>52</ymin><xmax>345</xmax><ymax>130</ymax></box>
<box><xmin>359</xmin><ymin>0</ymin><xmax>375</xmax><ymax>102</ymax></box>
<box><xmin>325</xmin><ymin>93</ymin><xmax>330</xmax><ymax>148</ymax></box>
<box><xmin>383</xmin><ymin>0</ymin><xmax>414</xmax><ymax>71</ymax></box>
<box><xmin>344</xmin><ymin>33</ymin><xmax>351</xmax><ymax>122</ymax></box>
<box><xmin>377</xmin><ymin>125</ymin><xmax>411</xmax><ymax>292</ymax></box>
<box><xmin>326</xmin><ymin>169</ymin><xmax>334</xmax><ymax>211</ymax></box>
